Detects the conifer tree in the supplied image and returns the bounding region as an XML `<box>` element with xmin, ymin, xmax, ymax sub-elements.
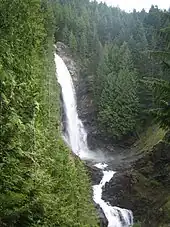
<box><xmin>97</xmin><ymin>43</ymin><xmax>139</xmax><ymax>138</ymax></box>
<box><xmin>69</xmin><ymin>31</ymin><xmax>77</xmax><ymax>52</ymax></box>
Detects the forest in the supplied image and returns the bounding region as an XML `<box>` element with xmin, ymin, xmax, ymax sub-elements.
<box><xmin>53</xmin><ymin>0</ymin><xmax>170</xmax><ymax>140</ymax></box>
<box><xmin>0</xmin><ymin>0</ymin><xmax>170</xmax><ymax>226</ymax></box>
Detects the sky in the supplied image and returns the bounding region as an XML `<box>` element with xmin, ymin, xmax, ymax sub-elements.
<box><xmin>96</xmin><ymin>0</ymin><xmax>170</xmax><ymax>12</ymax></box>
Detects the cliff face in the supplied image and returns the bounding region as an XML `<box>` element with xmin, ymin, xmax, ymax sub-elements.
<box><xmin>57</xmin><ymin>42</ymin><xmax>80</xmax><ymax>85</ymax></box>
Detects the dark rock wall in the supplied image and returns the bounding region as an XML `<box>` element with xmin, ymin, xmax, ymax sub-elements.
<box><xmin>57</xmin><ymin>42</ymin><xmax>80</xmax><ymax>86</ymax></box>
<box><xmin>103</xmin><ymin>134</ymin><xmax>170</xmax><ymax>227</ymax></box>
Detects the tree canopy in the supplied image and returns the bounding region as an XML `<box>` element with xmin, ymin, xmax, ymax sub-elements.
<box><xmin>52</xmin><ymin>0</ymin><xmax>170</xmax><ymax>138</ymax></box>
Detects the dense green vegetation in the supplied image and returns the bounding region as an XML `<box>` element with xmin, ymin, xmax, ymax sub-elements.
<box><xmin>0</xmin><ymin>0</ymin><xmax>98</xmax><ymax>226</ymax></box>
<box><xmin>53</xmin><ymin>0</ymin><xmax>170</xmax><ymax>139</ymax></box>
<box><xmin>96</xmin><ymin>42</ymin><xmax>139</xmax><ymax>137</ymax></box>
<box><xmin>1</xmin><ymin>0</ymin><xmax>170</xmax><ymax>226</ymax></box>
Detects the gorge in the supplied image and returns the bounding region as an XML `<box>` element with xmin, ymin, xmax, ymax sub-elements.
<box><xmin>55</xmin><ymin>40</ymin><xmax>170</xmax><ymax>227</ymax></box>
<box><xmin>55</xmin><ymin>53</ymin><xmax>133</xmax><ymax>226</ymax></box>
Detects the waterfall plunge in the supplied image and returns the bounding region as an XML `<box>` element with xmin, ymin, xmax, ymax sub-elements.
<box><xmin>55</xmin><ymin>53</ymin><xmax>133</xmax><ymax>227</ymax></box>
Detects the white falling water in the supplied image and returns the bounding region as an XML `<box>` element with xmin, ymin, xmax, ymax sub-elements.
<box><xmin>93</xmin><ymin>164</ymin><xmax>133</xmax><ymax>227</ymax></box>
<box><xmin>55</xmin><ymin>54</ymin><xmax>89</xmax><ymax>159</ymax></box>
<box><xmin>55</xmin><ymin>53</ymin><xmax>133</xmax><ymax>227</ymax></box>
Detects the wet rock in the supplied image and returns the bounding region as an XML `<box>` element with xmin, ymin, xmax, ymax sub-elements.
<box><xmin>102</xmin><ymin>171</ymin><xmax>134</xmax><ymax>211</ymax></box>
<box><xmin>85</xmin><ymin>162</ymin><xmax>109</xmax><ymax>226</ymax></box>
<box><xmin>95</xmin><ymin>203</ymin><xmax>108</xmax><ymax>227</ymax></box>
<box><xmin>56</xmin><ymin>42</ymin><xmax>79</xmax><ymax>85</ymax></box>
<box><xmin>85</xmin><ymin>162</ymin><xmax>103</xmax><ymax>185</ymax></box>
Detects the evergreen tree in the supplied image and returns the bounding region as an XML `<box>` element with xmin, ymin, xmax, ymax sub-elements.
<box><xmin>79</xmin><ymin>31</ymin><xmax>88</xmax><ymax>57</ymax></box>
<box><xmin>98</xmin><ymin>69</ymin><xmax>138</xmax><ymax>138</ymax></box>
<box><xmin>69</xmin><ymin>31</ymin><xmax>77</xmax><ymax>52</ymax></box>
<box><xmin>93</xmin><ymin>44</ymin><xmax>110</xmax><ymax>106</ymax></box>
<box><xmin>62</xmin><ymin>25</ymin><xmax>69</xmax><ymax>44</ymax></box>
<box><xmin>97</xmin><ymin>43</ymin><xmax>139</xmax><ymax>138</ymax></box>
<box><xmin>145</xmin><ymin>24</ymin><xmax>170</xmax><ymax>129</ymax></box>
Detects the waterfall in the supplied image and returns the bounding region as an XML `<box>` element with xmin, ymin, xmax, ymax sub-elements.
<box><xmin>55</xmin><ymin>54</ymin><xmax>89</xmax><ymax>159</ymax></box>
<box><xmin>55</xmin><ymin>53</ymin><xmax>133</xmax><ymax>227</ymax></box>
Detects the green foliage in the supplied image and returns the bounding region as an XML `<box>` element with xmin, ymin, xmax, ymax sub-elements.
<box><xmin>144</xmin><ymin>78</ymin><xmax>170</xmax><ymax>129</ymax></box>
<box><xmin>144</xmin><ymin>24</ymin><xmax>170</xmax><ymax>130</ymax></box>
<box><xmin>0</xmin><ymin>0</ymin><xmax>98</xmax><ymax>226</ymax></box>
<box><xmin>96</xmin><ymin>43</ymin><xmax>139</xmax><ymax>138</ymax></box>
<box><xmin>62</xmin><ymin>25</ymin><xmax>69</xmax><ymax>44</ymax></box>
<box><xmin>135</xmin><ymin>125</ymin><xmax>166</xmax><ymax>152</ymax></box>
<box><xmin>52</xmin><ymin>0</ymin><xmax>170</xmax><ymax>139</ymax></box>
<box><xmin>133</xmin><ymin>222</ymin><xmax>141</xmax><ymax>227</ymax></box>
<box><xmin>69</xmin><ymin>31</ymin><xmax>77</xmax><ymax>52</ymax></box>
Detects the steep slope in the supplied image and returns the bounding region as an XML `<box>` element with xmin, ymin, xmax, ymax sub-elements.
<box><xmin>0</xmin><ymin>1</ymin><xmax>98</xmax><ymax>226</ymax></box>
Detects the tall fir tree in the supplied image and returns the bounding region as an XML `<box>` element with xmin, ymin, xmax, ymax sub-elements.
<box><xmin>97</xmin><ymin>43</ymin><xmax>139</xmax><ymax>138</ymax></box>
<box><xmin>69</xmin><ymin>31</ymin><xmax>77</xmax><ymax>52</ymax></box>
